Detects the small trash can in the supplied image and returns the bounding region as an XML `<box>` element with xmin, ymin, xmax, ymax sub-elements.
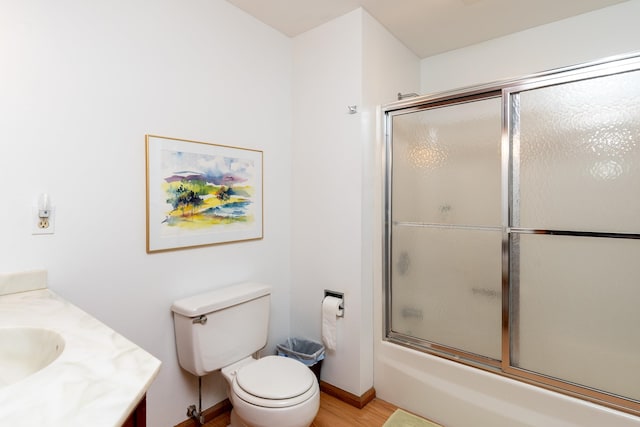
<box><xmin>277</xmin><ymin>337</ymin><xmax>325</xmax><ymax>383</ymax></box>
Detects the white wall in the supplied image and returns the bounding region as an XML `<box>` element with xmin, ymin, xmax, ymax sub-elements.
<box><xmin>421</xmin><ymin>0</ymin><xmax>640</xmax><ymax>94</ymax></box>
<box><xmin>291</xmin><ymin>9</ymin><xmax>365</xmax><ymax>395</ymax></box>
<box><xmin>0</xmin><ymin>1</ymin><xmax>292</xmax><ymax>426</ymax></box>
<box><xmin>361</xmin><ymin>11</ymin><xmax>421</xmax><ymax>394</ymax></box>
<box><xmin>291</xmin><ymin>8</ymin><xmax>419</xmax><ymax>396</ymax></box>
<box><xmin>375</xmin><ymin>2</ymin><xmax>640</xmax><ymax>426</ymax></box>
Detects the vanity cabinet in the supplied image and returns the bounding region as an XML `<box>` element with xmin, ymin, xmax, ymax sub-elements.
<box><xmin>122</xmin><ymin>395</ymin><xmax>146</xmax><ymax>427</ymax></box>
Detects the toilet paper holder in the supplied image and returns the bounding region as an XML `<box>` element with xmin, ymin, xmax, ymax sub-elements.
<box><xmin>323</xmin><ymin>290</ymin><xmax>344</xmax><ymax>317</ymax></box>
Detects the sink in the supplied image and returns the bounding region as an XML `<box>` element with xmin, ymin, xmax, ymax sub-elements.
<box><xmin>0</xmin><ymin>328</ymin><xmax>65</xmax><ymax>387</ymax></box>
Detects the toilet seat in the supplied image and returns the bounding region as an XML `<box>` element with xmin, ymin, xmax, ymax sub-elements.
<box><xmin>232</xmin><ymin>356</ymin><xmax>317</xmax><ymax>408</ymax></box>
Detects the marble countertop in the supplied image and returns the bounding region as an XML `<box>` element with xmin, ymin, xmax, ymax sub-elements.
<box><xmin>0</xmin><ymin>288</ymin><xmax>161</xmax><ymax>426</ymax></box>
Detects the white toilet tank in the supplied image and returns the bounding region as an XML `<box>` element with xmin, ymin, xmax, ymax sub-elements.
<box><xmin>171</xmin><ymin>282</ymin><xmax>271</xmax><ymax>377</ymax></box>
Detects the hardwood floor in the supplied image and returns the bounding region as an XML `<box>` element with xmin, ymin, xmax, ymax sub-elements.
<box><xmin>202</xmin><ymin>391</ymin><xmax>398</xmax><ymax>427</ymax></box>
<box><xmin>311</xmin><ymin>392</ymin><xmax>398</xmax><ymax>426</ymax></box>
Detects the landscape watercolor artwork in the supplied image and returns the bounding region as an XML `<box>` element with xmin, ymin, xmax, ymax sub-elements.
<box><xmin>146</xmin><ymin>135</ymin><xmax>263</xmax><ymax>253</ymax></box>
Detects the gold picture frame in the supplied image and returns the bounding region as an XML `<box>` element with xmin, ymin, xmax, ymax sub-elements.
<box><xmin>145</xmin><ymin>134</ymin><xmax>263</xmax><ymax>253</ymax></box>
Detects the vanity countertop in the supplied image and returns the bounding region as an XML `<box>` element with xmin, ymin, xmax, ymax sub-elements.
<box><xmin>0</xmin><ymin>288</ymin><xmax>161</xmax><ymax>426</ymax></box>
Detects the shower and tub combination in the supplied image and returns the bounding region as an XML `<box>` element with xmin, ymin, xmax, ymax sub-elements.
<box><xmin>381</xmin><ymin>52</ymin><xmax>640</xmax><ymax>423</ymax></box>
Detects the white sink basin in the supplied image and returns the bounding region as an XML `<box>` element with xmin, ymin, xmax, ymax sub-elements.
<box><xmin>0</xmin><ymin>328</ymin><xmax>65</xmax><ymax>387</ymax></box>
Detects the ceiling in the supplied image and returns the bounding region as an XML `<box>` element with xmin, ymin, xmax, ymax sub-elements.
<box><xmin>226</xmin><ymin>0</ymin><xmax>628</xmax><ymax>58</ymax></box>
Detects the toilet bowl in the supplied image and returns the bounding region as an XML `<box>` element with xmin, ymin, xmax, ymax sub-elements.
<box><xmin>221</xmin><ymin>356</ymin><xmax>320</xmax><ymax>427</ymax></box>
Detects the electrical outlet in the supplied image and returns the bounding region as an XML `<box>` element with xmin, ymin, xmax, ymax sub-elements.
<box><xmin>32</xmin><ymin>207</ymin><xmax>55</xmax><ymax>235</ymax></box>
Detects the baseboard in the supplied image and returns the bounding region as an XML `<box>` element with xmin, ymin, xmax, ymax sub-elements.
<box><xmin>174</xmin><ymin>398</ymin><xmax>232</xmax><ymax>427</ymax></box>
<box><xmin>319</xmin><ymin>381</ymin><xmax>376</xmax><ymax>409</ymax></box>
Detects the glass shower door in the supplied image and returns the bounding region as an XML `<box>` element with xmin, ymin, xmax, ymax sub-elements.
<box><xmin>384</xmin><ymin>53</ymin><xmax>640</xmax><ymax>414</ymax></box>
<box><xmin>508</xmin><ymin>69</ymin><xmax>640</xmax><ymax>402</ymax></box>
<box><xmin>388</xmin><ymin>96</ymin><xmax>503</xmax><ymax>362</ymax></box>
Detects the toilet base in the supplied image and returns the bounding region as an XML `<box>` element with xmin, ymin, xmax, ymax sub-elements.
<box><xmin>227</xmin><ymin>387</ymin><xmax>319</xmax><ymax>427</ymax></box>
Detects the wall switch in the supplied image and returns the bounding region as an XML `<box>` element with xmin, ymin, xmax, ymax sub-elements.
<box><xmin>32</xmin><ymin>206</ymin><xmax>55</xmax><ymax>235</ymax></box>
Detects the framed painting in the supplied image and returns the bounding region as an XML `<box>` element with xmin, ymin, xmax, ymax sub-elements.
<box><xmin>145</xmin><ymin>135</ymin><xmax>263</xmax><ymax>253</ymax></box>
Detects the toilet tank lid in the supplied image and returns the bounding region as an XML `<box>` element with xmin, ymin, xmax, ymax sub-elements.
<box><xmin>171</xmin><ymin>282</ymin><xmax>271</xmax><ymax>317</ymax></box>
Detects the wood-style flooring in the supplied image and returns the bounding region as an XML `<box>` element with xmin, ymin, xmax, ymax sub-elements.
<box><xmin>202</xmin><ymin>391</ymin><xmax>398</xmax><ymax>427</ymax></box>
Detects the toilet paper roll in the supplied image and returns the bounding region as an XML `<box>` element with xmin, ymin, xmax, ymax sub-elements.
<box><xmin>322</xmin><ymin>296</ymin><xmax>342</xmax><ymax>351</ymax></box>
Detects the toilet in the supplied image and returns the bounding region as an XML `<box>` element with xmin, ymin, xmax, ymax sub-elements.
<box><xmin>171</xmin><ymin>282</ymin><xmax>320</xmax><ymax>427</ymax></box>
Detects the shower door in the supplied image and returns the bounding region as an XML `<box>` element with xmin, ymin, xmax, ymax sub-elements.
<box><xmin>506</xmin><ymin>62</ymin><xmax>640</xmax><ymax>406</ymax></box>
<box><xmin>386</xmin><ymin>95</ymin><xmax>503</xmax><ymax>365</ymax></box>
<box><xmin>384</xmin><ymin>53</ymin><xmax>640</xmax><ymax>415</ymax></box>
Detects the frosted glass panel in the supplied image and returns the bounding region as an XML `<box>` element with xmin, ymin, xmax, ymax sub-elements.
<box><xmin>392</xmin><ymin>97</ymin><xmax>502</xmax><ymax>226</ymax></box>
<box><xmin>514</xmin><ymin>234</ymin><xmax>640</xmax><ymax>400</ymax></box>
<box><xmin>518</xmin><ymin>70</ymin><xmax>640</xmax><ymax>233</ymax></box>
<box><xmin>391</xmin><ymin>225</ymin><xmax>502</xmax><ymax>359</ymax></box>
<box><xmin>386</xmin><ymin>55</ymin><xmax>640</xmax><ymax>412</ymax></box>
